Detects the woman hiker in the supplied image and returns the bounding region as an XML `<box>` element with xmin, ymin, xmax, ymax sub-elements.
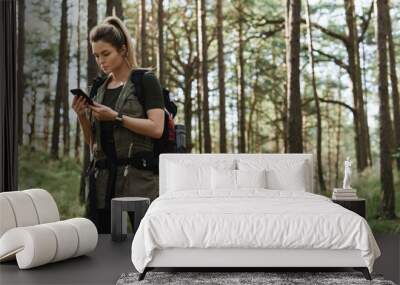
<box><xmin>72</xmin><ymin>16</ymin><xmax>164</xmax><ymax>234</ymax></box>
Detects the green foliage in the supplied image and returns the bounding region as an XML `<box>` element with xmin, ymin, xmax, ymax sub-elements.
<box><xmin>18</xmin><ymin>146</ymin><xmax>85</xmax><ymax>220</ymax></box>
<box><xmin>323</xmin><ymin>167</ymin><xmax>400</xmax><ymax>233</ymax></box>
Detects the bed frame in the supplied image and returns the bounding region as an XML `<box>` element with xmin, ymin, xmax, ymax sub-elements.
<box><xmin>138</xmin><ymin>154</ymin><xmax>372</xmax><ymax>281</ymax></box>
<box><xmin>139</xmin><ymin>248</ymin><xmax>370</xmax><ymax>280</ymax></box>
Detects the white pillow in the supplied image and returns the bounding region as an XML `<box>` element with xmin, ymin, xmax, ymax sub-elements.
<box><xmin>265</xmin><ymin>162</ymin><xmax>307</xmax><ymax>191</ymax></box>
<box><xmin>211</xmin><ymin>168</ymin><xmax>237</xmax><ymax>190</ymax></box>
<box><xmin>166</xmin><ymin>162</ymin><xmax>212</xmax><ymax>191</ymax></box>
<box><xmin>236</xmin><ymin>169</ymin><xmax>267</xmax><ymax>189</ymax></box>
<box><xmin>237</xmin><ymin>159</ymin><xmax>309</xmax><ymax>191</ymax></box>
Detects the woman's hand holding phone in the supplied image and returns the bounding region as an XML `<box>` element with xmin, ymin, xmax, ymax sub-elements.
<box><xmin>72</xmin><ymin>95</ymin><xmax>89</xmax><ymax>117</ymax></box>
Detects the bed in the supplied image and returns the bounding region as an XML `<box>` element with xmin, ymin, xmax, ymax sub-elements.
<box><xmin>131</xmin><ymin>154</ymin><xmax>381</xmax><ymax>280</ymax></box>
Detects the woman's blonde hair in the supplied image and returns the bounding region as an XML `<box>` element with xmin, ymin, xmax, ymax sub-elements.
<box><xmin>89</xmin><ymin>16</ymin><xmax>138</xmax><ymax>69</ymax></box>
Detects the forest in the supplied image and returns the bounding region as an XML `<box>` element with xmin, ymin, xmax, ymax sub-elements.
<box><xmin>17</xmin><ymin>0</ymin><xmax>399</xmax><ymax>231</ymax></box>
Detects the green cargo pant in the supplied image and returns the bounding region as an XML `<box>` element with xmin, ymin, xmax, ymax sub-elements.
<box><xmin>95</xmin><ymin>165</ymin><xmax>159</xmax><ymax>209</ymax></box>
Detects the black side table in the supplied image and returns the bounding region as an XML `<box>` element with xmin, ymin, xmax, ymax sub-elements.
<box><xmin>332</xmin><ymin>198</ymin><xmax>366</xmax><ymax>218</ymax></box>
<box><xmin>111</xmin><ymin>197</ymin><xmax>150</xmax><ymax>242</ymax></box>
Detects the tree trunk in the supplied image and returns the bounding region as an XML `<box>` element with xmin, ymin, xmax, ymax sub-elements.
<box><xmin>51</xmin><ymin>0</ymin><xmax>68</xmax><ymax>160</ymax></box>
<box><xmin>344</xmin><ymin>0</ymin><xmax>370</xmax><ymax>172</ymax></box>
<box><xmin>326</xmin><ymin>98</ymin><xmax>332</xmax><ymax>189</ymax></box>
<box><xmin>361</xmin><ymin>41</ymin><xmax>373</xmax><ymax>167</ymax></box>
<box><xmin>157</xmin><ymin>0</ymin><xmax>164</xmax><ymax>85</ymax></box>
<box><xmin>43</xmin><ymin>74</ymin><xmax>51</xmax><ymax>152</ymax></box>
<box><xmin>216</xmin><ymin>0</ymin><xmax>226</xmax><ymax>153</ymax></box>
<box><xmin>375</xmin><ymin>0</ymin><xmax>396</xmax><ymax>219</ymax></box>
<box><xmin>195</xmin><ymin>0</ymin><xmax>202</xmax><ymax>153</ymax></box>
<box><xmin>106</xmin><ymin>0</ymin><xmax>123</xmax><ymax>19</ymax></box>
<box><xmin>150</xmin><ymin>0</ymin><xmax>157</xmax><ymax>67</ymax></box>
<box><xmin>114</xmin><ymin>0</ymin><xmax>123</xmax><ymax>20</ymax></box>
<box><xmin>141</xmin><ymin>0</ymin><xmax>147</xmax><ymax>67</ymax></box>
<box><xmin>283</xmin><ymin>0</ymin><xmax>290</xmax><ymax>153</ymax></box>
<box><xmin>80</xmin><ymin>0</ymin><xmax>98</xmax><ymax>205</ymax></box>
<box><xmin>28</xmin><ymin>86</ymin><xmax>36</xmax><ymax>149</ymax></box>
<box><xmin>106</xmin><ymin>0</ymin><xmax>113</xmax><ymax>16</ymax></box>
<box><xmin>274</xmin><ymin>102</ymin><xmax>281</xmax><ymax>153</ymax></box>
<box><xmin>75</xmin><ymin>0</ymin><xmax>82</xmax><ymax>163</ymax></box>
<box><xmin>286</xmin><ymin>0</ymin><xmax>303</xmax><ymax>153</ymax></box>
<box><xmin>305</xmin><ymin>0</ymin><xmax>325</xmax><ymax>193</ymax></box>
<box><xmin>386</xmin><ymin>2</ymin><xmax>400</xmax><ymax>170</ymax></box>
<box><xmin>335</xmin><ymin>71</ymin><xmax>343</xmax><ymax>187</ymax></box>
<box><xmin>63</xmin><ymin>31</ymin><xmax>70</xmax><ymax>157</ymax></box>
<box><xmin>196</xmin><ymin>78</ymin><xmax>203</xmax><ymax>153</ymax></box>
<box><xmin>237</xmin><ymin>2</ymin><xmax>246</xmax><ymax>153</ymax></box>
<box><xmin>17</xmin><ymin>0</ymin><xmax>25</xmax><ymax>145</ymax></box>
<box><xmin>87</xmin><ymin>0</ymin><xmax>98</xmax><ymax>91</ymax></box>
<box><xmin>302</xmin><ymin>81</ymin><xmax>308</xmax><ymax>153</ymax></box>
<box><xmin>184</xmin><ymin>77</ymin><xmax>193</xmax><ymax>153</ymax></box>
<box><xmin>236</xmin><ymin>63</ymin><xmax>240</xmax><ymax>152</ymax></box>
<box><xmin>198</xmin><ymin>0</ymin><xmax>211</xmax><ymax>152</ymax></box>
<box><xmin>247</xmin><ymin>58</ymin><xmax>260</xmax><ymax>153</ymax></box>
<box><xmin>135</xmin><ymin>4</ymin><xmax>141</xmax><ymax>65</ymax></box>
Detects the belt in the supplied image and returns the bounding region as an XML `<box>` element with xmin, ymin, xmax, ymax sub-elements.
<box><xmin>94</xmin><ymin>152</ymin><xmax>158</xmax><ymax>171</ymax></box>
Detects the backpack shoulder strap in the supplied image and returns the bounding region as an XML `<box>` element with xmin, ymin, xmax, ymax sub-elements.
<box><xmin>130</xmin><ymin>69</ymin><xmax>149</xmax><ymax>107</ymax></box>
<box><xmin>89</xmin><ymin>75</ymin><xmax>108</xmax><ymax>99</ymax></box>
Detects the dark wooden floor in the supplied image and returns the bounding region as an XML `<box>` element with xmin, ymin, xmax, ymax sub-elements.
<box><xmin>0</xmin><ymin>233</ymin><xmax>398</xmax><ymax>285</ymax></box>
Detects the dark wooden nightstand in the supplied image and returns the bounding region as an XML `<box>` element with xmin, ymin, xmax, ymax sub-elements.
<box><xmin>332</xmin><ymin>198</ymin><xmax>366</xmax><ymax>218</ymax></box>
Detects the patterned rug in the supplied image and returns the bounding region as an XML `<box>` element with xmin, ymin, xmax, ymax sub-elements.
<box><xmin>116</xmin><ymin>271</ymin><xmax>396</xmax><ymax>285</ymax></box>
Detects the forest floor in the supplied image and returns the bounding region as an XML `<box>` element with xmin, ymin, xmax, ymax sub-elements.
<box><xmin>18</xmin><ymin>146</ymin><xmax>400</xmax><ymax>233</ymax></box>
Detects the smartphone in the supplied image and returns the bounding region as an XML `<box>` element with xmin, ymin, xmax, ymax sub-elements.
<box><xmin>70</xmin><ymin>88</ymin><xmax>94</xmax><ymax>105</ymax></box>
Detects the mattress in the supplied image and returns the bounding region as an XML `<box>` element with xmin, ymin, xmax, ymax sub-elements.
<box><xmin>131</xmin><ymin>189</ymin><xmax>381</xmax><ymax>273</ymax></box>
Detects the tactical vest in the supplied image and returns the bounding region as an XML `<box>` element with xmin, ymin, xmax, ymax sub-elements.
<box><xmin>92</xmin><ymin>71</ymin><xmax>153</xmax><ymax>158</ymax></box>
<box><xmin>89</xmin><ymin>69</ymin><xmax>159</xmax><ymax>209</ymax></box>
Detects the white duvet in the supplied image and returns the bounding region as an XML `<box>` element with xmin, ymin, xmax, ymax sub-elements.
<box><xmin>131</xmin><ymin>189</ymin><xmax>380</xmax><ymax>273</ymax></box>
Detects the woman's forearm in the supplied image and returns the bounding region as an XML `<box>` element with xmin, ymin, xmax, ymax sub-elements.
<box><xmin>120</xmin><ymin>115</ymin><xmax>162</xmax><ymax>139</ymax></box>
<box><xmin>78</xmin><ymin>113</ymin><xmax>93</xmax><ymax>145</ymax></box>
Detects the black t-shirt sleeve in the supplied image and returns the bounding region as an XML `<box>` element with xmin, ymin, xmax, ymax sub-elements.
<box><xmin>142</xmin><ymin>72</ymin><xmax>164</xmax><ymax>111</ymax></box>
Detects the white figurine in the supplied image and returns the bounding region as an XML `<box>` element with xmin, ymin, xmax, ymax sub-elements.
<box><xmin>342</xmin><ymin>157</ymin><xmax>352</xmax><ymax>190</ymax></box>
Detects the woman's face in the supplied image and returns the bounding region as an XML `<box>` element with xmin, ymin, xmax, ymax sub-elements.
<box><xmin>92</xmin><ymin>40</ymin><xmax>125</xmax><ymax>74</ymax></box>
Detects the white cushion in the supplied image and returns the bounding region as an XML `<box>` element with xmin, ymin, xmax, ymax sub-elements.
<box><xmin>0</xmin><ymin>196</ymin><xmax>16</xmax><ymax>237</ymax></box>
<box><xmin>163</xmin><ymin>158</ymin><xmax>236</xmax><ymax>193</ymax></box>
<box><xmin>24</xmin><ymin>189</ymin><xmax>59</xmax><ymax>224</ymax></box>
<box><xmin>0</xmin><ymin>226</ymin><xmax>57</xmax><ymax>269</ymax></box>
<box><xmin>166</xmin><ymin>162</ymin><xmax>211</xmax><ymax>191</ymax></box>
<box><xmin>236</xmin><ymin>169</ymin><xmax>267</xmax><ymax>189</ymax></box>
<box><xmin>265</xmin><ymin>162</ymin><xmax>307</xmax><ymax>191</ymax></box>
<box><xmin>0</xmin><ymin>189</ymin><xmax>60</xmax><ymax>238</ymax></box>
<box><xmin>42</xmin><ymin>221</ymin><xmax>79</xmax><ymax>262</ymax></box>
<box><xmin>0</xmin><ymin>191</ymin><xmax>39</xmax><ymax>227</ymax></box>
<box><xmin>211</xmin><ymin>168</ymin><xmax>237</xmax><ymax>190</ymax></box>
<box><xmin>0</xmin><ymin>218</ymin><xmax>97</xmax><ymax>269</ymax></box>
<box><xmin>237</xmin><ymin>159</ymin><xmax>309</xmax><ymax>191</ymax></box>
<box><xmin>64</xmin><ymin>218</ymin><xmax>98</xmax><ymax>257</ymax></box>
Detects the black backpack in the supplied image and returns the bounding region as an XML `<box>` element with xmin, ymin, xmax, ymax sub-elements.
<box><xmin>89</xmin><ymin>70</ymin><xmax>186</xmax><ymax>160</ymax></box>
<box><xmin>130</xmin><ymin>69</ymin><xmax>177</xmax><ymax>156</ymax></box>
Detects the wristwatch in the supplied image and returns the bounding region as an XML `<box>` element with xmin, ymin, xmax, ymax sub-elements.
<box><xmin>114</xmin><ymin>111</ymin><xmax>124</xmax><ymax>126</ymax></box>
